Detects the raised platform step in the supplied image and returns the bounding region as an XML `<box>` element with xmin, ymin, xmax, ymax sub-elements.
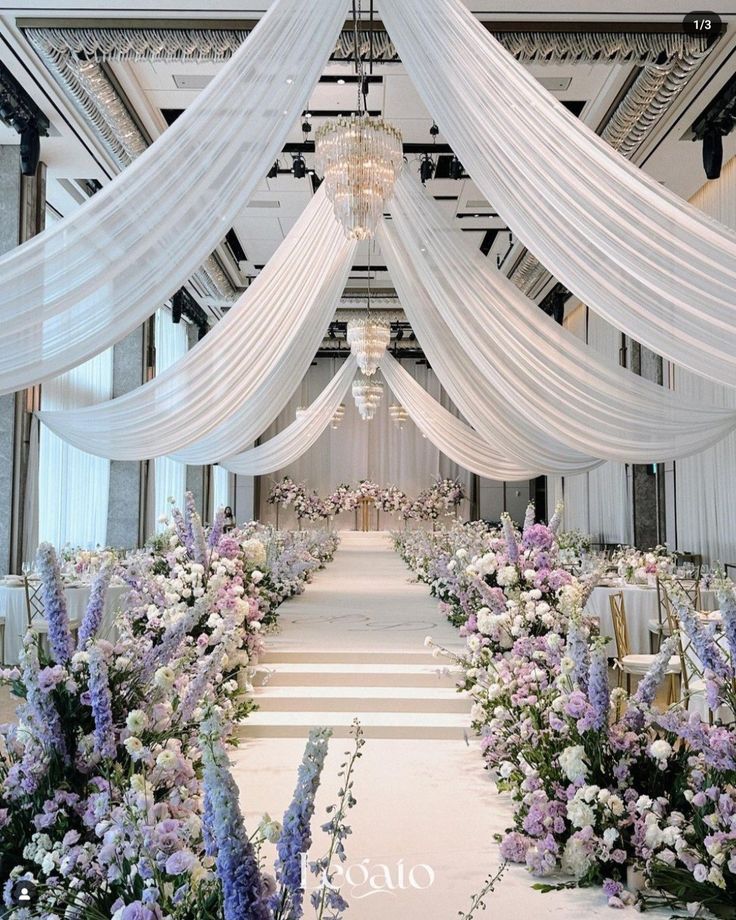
<box><xmin>258</xmin><ymin>648</ymin><xmax>451</xmax><ymax>666</ymax></box>
<box><xmin>237</xmin><ymin>710</ymin><xmax>470</xmax><ymax>740</ymax></box>
<box><xmin>252</xmin><ymin>662</ymin><xmax>461</xmax><ymax>689</ymax></box>
<box><xmin>253</xmin><ymin>685</ymin><xmax>468</xmax><ymax>714</ymax></box>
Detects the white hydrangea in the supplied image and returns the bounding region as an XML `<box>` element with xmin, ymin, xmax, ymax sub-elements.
<box><xmin>559</xmin><ymin>744</ymin><xmax>588</xmax><ymax>782</ymax></box>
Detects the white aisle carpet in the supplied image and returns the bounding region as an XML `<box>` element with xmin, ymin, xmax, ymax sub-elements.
<box><xmin>232</xmin><ymin>532</ymin><xmax>622</xmax><ymax>918</ymax></box>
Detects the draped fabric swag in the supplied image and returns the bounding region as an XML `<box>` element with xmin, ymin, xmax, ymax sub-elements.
<box><xmin>381</xmin><ymin>0</ymin><xmax>736</xmax><ymax>386</ymax></box>
<box><xmin>221</xmin><ymin>356</ymin><xmax>357</xmax><ymax>475</ymax></box>
<box><xmin>0</xmin><ymin>0</ymin><xmax>346</xmax><ymax>393</ymax></box>
<box><xmin>38</xmin><ymin>191</ymin><xmax>356</xmax><ymax>462</ymax></box>
<box><xmin>385</xmin><ymin>174</ymin><xmax>736</xmax><ymax>462</ymax></box>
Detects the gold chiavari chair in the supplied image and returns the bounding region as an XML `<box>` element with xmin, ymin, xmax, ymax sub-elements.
<box><xmin>609</xmin><ymin>591</ymin><xmax>680</xmax><ymax>697</ymax></box>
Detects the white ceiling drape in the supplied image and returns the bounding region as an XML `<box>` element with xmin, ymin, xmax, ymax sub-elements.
<box><xmin>221</xmin><ymin>355</ymin><xmax>356</xmax><ymax>475</ymax></box>
<box><xmin>38</xmin><ymin>191</ymin><xmax>356</xmax><ymax>461</ymax></box>
<box><xmin>385</xmin><ymin>174</ymin><xmax>736</xmax><ymax>462</ymax></box>
<box><xmin>381</xmin><ymin>0</ymin><xmax>736</xmax><ymax>387</ymax></box>
<box><xmin>0</xmin><ymin>0</ymin><xmax>346</xmax><ymax>393</ymax></box>
<box><xmin>378</xmin><ymin>352</ymin><xmax>541</xmax><ymax>480</ymax></box>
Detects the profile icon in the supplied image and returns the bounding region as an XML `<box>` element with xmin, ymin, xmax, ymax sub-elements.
<box><xmin>10</xmin><ymin>879</ymin><xmax>36</xmax><ymax>904</ymax></box>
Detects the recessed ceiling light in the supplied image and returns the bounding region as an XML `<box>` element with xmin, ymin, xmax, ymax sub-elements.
<box><xmin>286</xmin><ymin>77</ymin><xmax>293</xmax><ymax>84</ymax></box>
<box><xmin>337</xmin><ymin>78</ymin><xmax>346</xmax><ymax>85</ymax></box>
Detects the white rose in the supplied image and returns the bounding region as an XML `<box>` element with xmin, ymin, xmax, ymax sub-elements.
<box><xmin>649</xmin><ymin>739</ymin><xmax>673</xmax><ymax>763</ymax></box>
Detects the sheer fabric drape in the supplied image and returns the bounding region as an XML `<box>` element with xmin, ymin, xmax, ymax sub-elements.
<box><xmin>385</xmin><ymin>174</ymin><xmax>736</xmax><ymax>462</ymax></box>
<box><xmin>153</xmin><ymin>310</ymin><xmax>188</xmax><ymax>524</ymax></box>
<box><xmin>222</xmin><ymin>357</ymin><xmax>356</xmax><ymax>475</ymax></box>
<box><xmin>0</xmin><ymin>0</ymin><xmax>346</xmax><ymax>393</ymax></box>
<box><xmin>38</xmin><ymin>191</ymin><xmax>356</xmax><ymax>462</ymax></box>
<box><xmin>211</xmin><ymin>465</ymin><xmax>231</xmax><ymax>514</ymax></box>
<box><xmin>38</xmin><ymin>349</ymin><xmax>113</xmax><ymax>549</ymax></box>
<box><xmin>381</xmin><ymin>0</ymin><xmax>736</xmax><ymax>386</ymax></box>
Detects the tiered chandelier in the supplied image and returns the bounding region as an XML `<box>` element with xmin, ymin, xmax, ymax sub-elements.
<box><xmin>331</xmin><ymin>403</ymin><xmax>346</xmax><ymax>429</ymax></box>
<box><xmin>346</xmin><ymin>316</ymin><xmax>390</xmax><ymax>375</ymax></box>
<box><xmin>352</xmin><ymin>373</ymin><xmax>384</xmax><ymax>421</ymax></box>
<box><xmin>314</xmin><ymin>1</ymin><xmax>402</xmax><ymax>240</ymax></box>
<box><xmin>389</xmin><ymin>404</ymin><xmax>409</xmax><ymax>428</ymax></box>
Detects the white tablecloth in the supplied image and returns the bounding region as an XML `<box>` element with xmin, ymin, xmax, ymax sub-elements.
<box><xmin>0</xmin><ymin>582</ymin><xmax>128</xmax><ymax>664</ymax></box>
<box><xmin>585</xmin><ymin>583</ymin><xmax>718</xmax><ymax>656</ymax></box>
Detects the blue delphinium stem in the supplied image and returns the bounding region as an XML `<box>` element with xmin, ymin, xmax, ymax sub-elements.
<box><xmin>587</xmin><ymin>641</ymin><xmax>610</xmax><ymax>730</ymax></box>
<box><xmin>185</xmin><ymin>491</ymin><xmax>208</xmax><ymax>567</ymax></box>
<box><xmin>20</xmin><ymin>636</ymin><xmax>66</xmax><ymax>760</ymax></box>
<box><xmin>522</xmin><ymin>502</ymin><xmax>535</xmax><ymax>537</ymax></box>
<box><xmin>87</xmin><ymin>644</ymin><xmax>117</xmax><ymax>760</ymax></box>
<box><xmin>209</xmin><ymin>506</ymin><xmax>225</xmax><ymax>549</ymax></box>
<box><xmin>36</xmin><ymin>542</ymin><xmax>74</xmax><ymax>664</ymax></box>
<box><xmin>78</xmin><ymin>561</ymin><xmax>113</xmax><ymax>648</ymax></box>
<box><xmin>200</xmin><ymin>713</ymin><xmax>270</xmax><ymax>920</ymax></box>
<box><xmin>632</xmin><ymin>636</ymin><xmax>677</xmax><ymax>707</ymax></box>
<box><xmin>716</xmin><ymin>582</ymin><xmax>736</xmax><ymax>666</ymax></box>
<box><xmin>567</xmin><ymin>616</ymin><xmax>590</xmax><ymax>692</ymax></box>
<box><xmin>549</xmin><ymin>502</ymin><xmax>563</xmax><ymax>535</ymax></box>
<box><xmin>501</xmin><ymin>513</ymin><xmax>519</xmax><ymax>564</ymax></box>
<box><xmin>273</xmin><ymin>727</ymin><xmax>332</xmax><ymax>918</ymax></box>
<box><xmin>170</xmin><ymin>504</ymin><xmax>192</xmax><ymax>554</ymax></box>
<box><xmin>674</xmin><ymin>595</ymin><xmax>729</xmax><ymax>679</ymax></box>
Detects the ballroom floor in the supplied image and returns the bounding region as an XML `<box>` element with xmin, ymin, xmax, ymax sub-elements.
<box><xmin>232</xmin><ymin>532</ymin><xmax>641</xmax><ymax>918</ymax></box>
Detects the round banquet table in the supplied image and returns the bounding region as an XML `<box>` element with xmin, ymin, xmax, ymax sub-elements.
<box><xmin>585</xmin><ymin>583</ymin><xmax>718</xmax><ymax>656</ymax></box>
<box><xmin>0</xmin><ymin>581</ymin><xmax>128</xmax><ymax>665</ymax></box>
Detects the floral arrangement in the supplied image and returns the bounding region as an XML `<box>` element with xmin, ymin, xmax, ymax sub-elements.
<box><xmin>613</xmin><ymin>545</ymin><xmax>673</xmax><ymax>585</ymax></box>
<box><xmin>403</xmin><ymin>504</ymin><xmax>736</xmax><ymax>914</ymax></box>
<box><xmin>325</xmin><ymin>484</ymin><xmax>358</xmax><ymax>515</ymax></box>
<box><xmin>432</xmin><ymin>477</ymin><xmax>466</xmax><ymax>511</ymax></box>
<box><xmin>293</xmin><ymin>490</ymin><xmax>329</xmax><ymax>523</ymax></box>
<box><xmin>374</xmin><ymin>485</ymin><xmax>408</xmax><ymax>514</ymax></box>
<box><xmin>0</xmin><ymin>495</ymin><xmax>345</xmax><ymax>919</ymax></box>
<box><xmin>267</xmin><ymin>476</ymin><xmax>305</xmax><ymax>509</ymax></box>
<box><xmin>556</xmin><ymin>530</ymin><xmax>592</xmax><ymax>570</ymax></box>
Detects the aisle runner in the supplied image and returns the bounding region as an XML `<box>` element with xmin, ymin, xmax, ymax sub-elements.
<box><xmin>231</xmin><ymin>532</ymin><xmax>619</xmax><ymax>918</ymax></box>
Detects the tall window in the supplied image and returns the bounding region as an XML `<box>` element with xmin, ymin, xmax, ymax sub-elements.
<box><xmin>38</xmin><ymin>350</ymin><xmax>114</xmax><ymax>548</ymax></box>
<box><xmin>211</xmin><ymin>465</ymin><xmax>230</xmax><ymax>515</ymax></box>
<box><xmin>154</xmin><ymin>308</ymin><xmax>188</xmax><ymax>525</ymax></box>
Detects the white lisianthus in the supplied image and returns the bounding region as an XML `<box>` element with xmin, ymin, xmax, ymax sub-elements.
<box><xmin>123</xmin><ymin>736</ymin><xmax>144</xmax><ymax>758</ymax></box>
<box><xmin>154</xmin><ymin>666</ymin><xmax>176</xmax><ymax>690</ymax></box>
<box><xmin>649</xmin><ymin>739</ymin><xmax>673</xmax><ymax>765</ymax></box>
<box><xmin>466</xmin><ymin>635</ymin><xmax>481</xmax><ymax>653</ymax></box>
<box><xmin>156</xmin><ymin>749</ymin><xmax>178</xmax><ymax>771</ymax></box>
<box><xmin>126</xmin><ymin>710</ymin><xmax>149</xmax><ymax>734</ymax></box>
<box><xmin>567</xmin><ymin>797</ymin><xmax>595</xmax><ymax>829</ymax></box>
<box><xmin>559</xmin><ymin>744</ymin><xmax>588</xmax><ymax>782</ymax></box>
<box><xmin>470</xmin><ymin>703</ymin><xmax>486</xmax><ymax>722</ymax></box>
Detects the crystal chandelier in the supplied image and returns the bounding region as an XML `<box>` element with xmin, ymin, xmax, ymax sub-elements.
<box><xmin>389</xmin><ymin>404</ymin><xmax>409</xmax><ymax>428</ymax></box>
<box><xmin>330</xmin><ymin>403</ymin><xmax>346</xmax><ymax>429</ymax></box>
<box><xmin>314</xmin><ymin>1</ymin><xmax>402</xmax><ymax>240</ymax></box>
<box><xmin>347</xmin><ymin>316</ymin><xmax>390</xmax><ymax>375</ymax></box>
<box><xmin>352</xmin><ymin>374</ymin><xmax>383</xmax><ymax>421</ymax></box>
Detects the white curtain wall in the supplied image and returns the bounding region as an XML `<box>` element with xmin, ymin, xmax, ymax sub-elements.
<box><xmin>154</xmin><ymin>309</ymin><xmax>188</xmax><ymax>525</ymax></box>
<box><xmin>558</xmin><ymin>305</ymin><xmax>633</xmax><ymax>544</ymax></box>
<box><xmin>257</xmin><ymin>357</ymin><xmax>472</xmax><ymax>528</ymax></box>
<box><xmin>674</xmin><ymin>155</ymin><xmax>736</xmax><ymax>566</ymax></box>
<box><xmin>211</xmin><ymin>465</ymin><xmax>231</xmax><ymax>515</ymax></box>
<box><xmin>38</xmin><ymin>349</ymin><xmax>113</xmax><ymax>550</ymax></box>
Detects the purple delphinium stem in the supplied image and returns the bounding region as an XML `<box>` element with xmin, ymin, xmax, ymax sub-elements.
<box><xmin>522</xmin><ymin>502</ymin><xmax>535</xmax><ymax>536</ymax></box>
<box><xmin>716</xmin><ymin>583</ymin><xmax>736</xmax><ymax>667</ymax></box>
<box><xmin>567</xmin><ymin>617</ymin><xmax>589</xmax><ymax>692</ymax></box>
<box><xmin>186</xmin><ymin>491</ymin><xmax>208</xmax><ymax>567</ymax></box>
<box><xmin>20</xmin><ymin>637</ymin><xmax>66</xmax><ymax>759</ymax></box>
<box><xmin>36</xmin><ymin>542</ymin><xmax>74</xmax><ymax>664</ymax></box>
<box><xmin>208</xmin><ymin>507</ymin><xmax>225</xmax><ymax>549</ymax></box>
<box><xmin>549</xmin><ymin>502</ymin><xmax>563</xmax><ymax>535</ymax></box>
<box><xmin>201</xmin><ymin>714</ymin><xmax>269</xmax><ymax>920</ymax></box>
<box><xmin>501</xmin><ymin>513</ymin><xmax>519</xmax><ymax>564</ymax></box>
<box><xmin>272</xmin><ymin>727</ymin><xmax>332</xmax><ymax>918</ymax></box>
<box><xmin>170</xmin><ymin>504</ymin><xmax>192</xmax><ymax>554</ymax></box>
<box><xmin>78</xmin><ymin>562</ymin><xmax>113</xmax><ymax>648</ymax></box>
<box><xmin>674</xmin><ymin>595</ymin><xmax>729</xmax><ymax>679</ymax></box>
<box><xmin>587</xmin><ymin>642</ymin><xmax>610</xmax><ymax>730</ymax></box>
<box><xmin>141</xmin><ymin>601</ymin><xmax>200</xmax><ymax>679</ymax></box>
<box><xmin>177</xmin><ymin>643</ymin><xmax>226</xmax><ymax>725</ymax></box>
<box><xmin>632</xmin><ymin>636</ymin><xmax>677</xmax><ymax>707</ymax></box>
<box><xmin>87</xmin><ymin>644</ymin><xmax>117</xmax><ymax>760</ymax></box>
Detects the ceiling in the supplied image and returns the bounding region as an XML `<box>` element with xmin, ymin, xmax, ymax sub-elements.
<box><xmin>1</xmin><ymin>3</ymin><xmax>735</xmax><ymax>333</ymax></box>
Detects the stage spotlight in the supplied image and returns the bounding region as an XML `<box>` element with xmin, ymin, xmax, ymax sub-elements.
<box><xmin>292</xmin><ymin>154</ymin><xmax>307</xmax><ymax>178</ymax></box>
<box><xmin>419</xmin><ymin>154</ymin><xmax>435</xmax><ymax>184</ymax></box>
<box><xmin>703</xmin><ymin>128</ymin><xmax>724</xmax><ymax>180</ymax></box>
<box><xmin>448</xmin><ymin>155</ymin><xmax>463</xmax><ymax>180</ymax></box>
<box><xmin>267</xmin><ymin>161</ymin><xmax>279</xmax><ymax>179</ymax></box>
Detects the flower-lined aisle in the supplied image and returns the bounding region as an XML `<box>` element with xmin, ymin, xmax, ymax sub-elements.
<box><xmin>0</xmin><ymin>496</ymin><xmax>362</xmax><ymax>919</ymax></box>
<box><xmin>395</xmin><ymin>507</ymin><xmax>736</xmax><ymax>914</ymax></box>
<box><xmin>268</xmin><ymin>476</ymin><xmax>466</xmax><ymax>524</ymax></box>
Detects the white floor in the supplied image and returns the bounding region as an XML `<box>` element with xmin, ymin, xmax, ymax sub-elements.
<box><xmin>232</xmin><ymin>532</ymin><xmax>628</xmax><ymax>918</ymax></box>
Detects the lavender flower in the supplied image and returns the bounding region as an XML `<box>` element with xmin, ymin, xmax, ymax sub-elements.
<box><xmin>566</xmin><ymin>617</ymin><xmax>589</xmax><ymax>692</ymax></box>
<box><xmin>200</xmin><ymin>714</ymin><xmax>269</xmax><ymax>920</ymax></box>
<box><xmin>208</xmin><ymin>506</ymin><xmax>225</xmax><ymax>549</ymax></box>
<box><xmin>177</xmin><ymin>643</ymin><xmax>226</xmax><ymax>725</ymax></box>
<box><xmin>632</xmin><ymin>636</ymin><xmax>678</xmax><ymax>707</ymax></box>
<box><xmin>78</xmin><ymin>562</ymin><xmax>113</xmax><ymax>647</ymax></box>
<box><xmin>19</xmin><ymin>637</ymin><xmax>66</xmax><ymax>760</ymax></box>
<box><xmin>36</xmin><ymin>542</ymin><xmax>74</xmax><ymax>664</ymax></box>
<box><xmin>273</xmin><ymin>727</ymin><xmax>332</xmax><ymax>918</ymax></box>
<box><xmin>522</xmin><ymin>502</ymin><xmax>535</xmax><ymax>536</ymax></box>
<box><xmin>87</xmin><ymin>644</ymin><xmax>116</xmax><ymax>760</ymax></box>
<box><xmin>501</xmin><ymin>513</ymin><xmax>519</xmax><ymax>564</ymax></box>
<box><xmin>587</xmin><ymin>641</ymin><xmax>609</xmax><ymax>730</ymax></box>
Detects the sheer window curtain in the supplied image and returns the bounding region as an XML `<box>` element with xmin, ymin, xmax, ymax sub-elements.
<box><xmin>154</xmin><ymin>309</ymin><xmax>188</xmax><ymax>525</ymax></box>
<box><xmin>38</xmin><ymin>350</ymin><xmax>113</xmax><ymax>550</ymax></box>
<box><xmin>211</xmin><ymin>465</ymin><xmax>231</xmax><ymax>514</ymax></box>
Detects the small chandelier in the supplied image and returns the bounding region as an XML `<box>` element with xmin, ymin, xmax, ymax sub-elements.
<box><xmin>389</xmin><ymin>404</ymin><xmax>409</xmax><ymax>428</ymax></box>
<box><xmin>330</xmin><ymin>403</ymin><xmax>346</xmax><ymax>429</ymax></box>
<box><xmin>352</xmin><ymin>374</ymin><xmax>383</xmax><ymax>421</ymax></box>
<box><xmin>314</xmin><ymin>1</ymin><xmax>402</xmax><ymax>240</ymax></box>
<box><xmin>347</xmin><ymin>316</ymin><xmax>390</xmax><ymax>375</ymax></box>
